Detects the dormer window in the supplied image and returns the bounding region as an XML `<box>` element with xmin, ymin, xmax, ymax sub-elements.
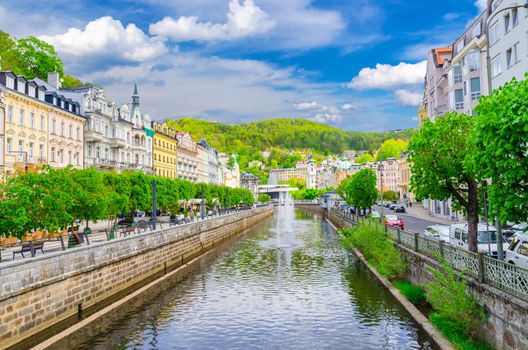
<box><xmin>17</xmin><ymin>80</ymin><xmax>25</xmax><ymax>93</ymax></box>
<box><xmin>6</xmin><ymin>77</ymin><xmax>14</xmax><ymax>89</ymax></box>
<box><xmin>53</xmin><ymin>97</ymin><xmax>57</xmax><ymax>105</ymax></box>
<box><xmin>28</xmin><ymin>86</ymin><xmax>35</xmax><ymax>97</ymax></box>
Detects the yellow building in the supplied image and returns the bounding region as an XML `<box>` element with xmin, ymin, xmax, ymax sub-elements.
<box><xmin>152</xmin><ymin>121</ymin><xmax>177</xmax><ymax>178</ymax></box>
<box><xmin>0</xmin><ymin>71</ymin><xmax>85</xmax><ymax>174</ymax></box>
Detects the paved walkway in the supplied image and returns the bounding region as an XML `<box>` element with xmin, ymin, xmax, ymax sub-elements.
<box><xmin>405</xmin><ymin>204</ymin><xmax>454</xmax><ymax>225</ymax></box>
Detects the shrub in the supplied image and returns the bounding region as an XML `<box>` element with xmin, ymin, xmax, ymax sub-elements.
<box><xmin>430</xmin><ymin>313</ymin><xmax>494</xmax><ymax>350</ymax></box>
<box><xmin>394</xmin><ymin>280</ymin><xmax>426</xmax><ymax>306</ymax></box>
<box><xmin>342</xmin><ymin>223</ymin><xmax>407</xmax><ymax>279</ymax></box>
<box><xmin>426</xmin><ymin>258</ymin><xmax>487</xmax><ymax>338</ymax></box>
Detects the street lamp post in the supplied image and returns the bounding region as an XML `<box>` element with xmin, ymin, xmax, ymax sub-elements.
<box><xmin>483</xmin><ymin>3</ymin><xmax>528</xmax><ymax>260</ymax></box>
<box><xmin>201</xmin><ymin>184</ymin><xmax>205</xmax><ymax>220</ymax></box>
<box><xmin>151</xmin><ymin>180</ymin><xmax>157</xmax><ymax>230</ymax></box>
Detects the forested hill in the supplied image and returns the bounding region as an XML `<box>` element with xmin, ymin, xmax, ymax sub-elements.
<box><xmin>166</xmin><ymin>118</ymin><xmax>414</xmax><ymax>154</ymax></box>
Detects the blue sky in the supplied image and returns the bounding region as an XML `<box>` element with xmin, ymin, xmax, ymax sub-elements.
<box><xmin>0</xmin><ymin>0</ymin><xmax>486</xmax><ymax>131</ymax></box>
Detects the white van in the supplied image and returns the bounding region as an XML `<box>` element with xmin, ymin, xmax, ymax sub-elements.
<box><xmin>505</xmin><ymin>234</ymin><xmax>528</xmax><ymax>269</ymax></box>
<box><xmin>449</xmin><ymin>223</ymin><xmax>507</xmax><ymax>258</ymax></box>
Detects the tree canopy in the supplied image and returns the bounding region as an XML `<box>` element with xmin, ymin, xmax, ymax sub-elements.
<box><xmin>471</xmin><ymin>77</ymin><xmax>528</xmax><ymax>224</ymax></box>
<box><xmin>408</xmin><ymin>112</ymin><xmax>480</xmax><ymax>252</ymax></box>
<box><xmin>337</xmin><ymin>168</ymin><xmax>378</xmax><ymax>213</ymax></box>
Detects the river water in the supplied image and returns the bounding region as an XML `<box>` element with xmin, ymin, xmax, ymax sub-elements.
<box><xmin>76</xmin><ymin>207</ymin><xmax>436</xmax><ymax>349</ymax></box>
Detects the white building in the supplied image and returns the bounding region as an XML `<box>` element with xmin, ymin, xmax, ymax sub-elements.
<box><xmin>197</xmin><ymin>138</ymin><xmax>221</xmax><ymax>184</ymax></box>
<box><xmin>176</xmin><ymin>132</ymin><xmax>198</xmax><ymax>182</ymax></box>
<box><xmin>306</xmin><ymin>156</ymin><xmax>317</xmax><ymax>189</ymax></box>
<box><xmin>487</xmin><ymin>0</ymin><xmax>528</xmax><ymax>89</ymax></box>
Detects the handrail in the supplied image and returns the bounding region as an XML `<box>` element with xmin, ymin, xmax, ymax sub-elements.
<box><xmin>330</xmin><ymin>207</ymin><xmax>528</xmax><ymax>302</ymax></box>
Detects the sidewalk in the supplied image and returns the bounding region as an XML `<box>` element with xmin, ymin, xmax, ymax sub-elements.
<box><xmin>405</xmin><ymin>204</ymin><xmax>454</xmax><ymax>225</ymax></box>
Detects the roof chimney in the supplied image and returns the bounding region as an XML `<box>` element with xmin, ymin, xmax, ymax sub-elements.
<box><xmin>47</xmin><ymin>72</ymin><xmax>61</xmax><ymax>89</ymax></box>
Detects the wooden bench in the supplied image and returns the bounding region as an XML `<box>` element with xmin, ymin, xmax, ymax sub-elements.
<box><xmin>137</xmin><ymin>220</ymin><xmax>151</xmax><ymax>233</ymax></box>
<box><xmin>13</xmin><ymin>240</ymin><xmax>45</xmax><ymax>259</ymax></box>
<box><xmin>121</xmin><ymin>225</ymin><xmax>136</xmax><ymax>237</ymax></box>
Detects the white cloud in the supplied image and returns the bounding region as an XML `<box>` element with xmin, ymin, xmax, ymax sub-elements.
<box><xmin>293</xmin><ymin>101</ymin><xmax>320</xmax><ymax>110</ymax></box>
<box><xmin>443</xmin><ymin>12</ymin><xmax>461</xmax><ymax>21</ymax></box>
<box><xmin>395</xmin><ymin>89</ymin><xmax>422</xmax><ymax>106</ymax></box>
<box><xmin>149</xmin><ymin>0</ymin><xmax>275</xmax><ymax>42</ymax></box>
<box><xmin>475</xmin><ymin>0</ymin><xmax>487</xmax><ymax>12</ymax></box>
<box><xmin>312</xmin><ymin>113</ymin><xmax>342</xmax><ymax>124</ymax></box>
<box><xmin>347</xmin><ymin>61</ymin><xmax>427</xmax><ymax>90</ymax></box>
<box><xmin>40</xmin><ymin>16</ymin><xmax>167</xmax><ymax>62</ymax></box>
<box><xmin>342</xmin><ymin>103</ymin><xmax>358</xmax><ymax>110</ymax></box>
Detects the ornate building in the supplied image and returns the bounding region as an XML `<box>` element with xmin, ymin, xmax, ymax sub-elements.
<box><xmin>63</xmin><ymin>83</ymin><xmax>152</xmax><ymax>173</ymax></box>
<box><xmin>0</xmin><ymin>71</ymin><xmax>85</xmax><ymax>174</ymax></box>
<box><xmin>306</xmin><ymin>155</ymin><xmax>317</xmax><ymax>189</ymax></box>
<box><xmin>152</xmin><ymin>121</ymin><xmax>177</xmax><ymax>178</ymax></box>
<box><xmin>197</xmin><ymin>138</ymin><xmax>221</xmax><ymax>184</ymax></box>
<box><xmin>176</xmin><ymin>132</ymin><xmax>198</xmax><ymax>182</ymax></box>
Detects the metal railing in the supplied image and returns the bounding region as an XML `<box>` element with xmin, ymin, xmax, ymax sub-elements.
<box><xmin>330</xmin><ymin>208</ymin><xmax>528</xmax><ymax>302</ymax></box>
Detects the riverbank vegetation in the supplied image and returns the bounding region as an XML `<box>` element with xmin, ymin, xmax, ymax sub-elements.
<box><xmin>0</xmin><ymin>166</ymin><xmax>254</xmax><ymax>238</ymax></box>
<box><xmin>341</xmin><ymin>223</ymin><xmax>493</xmax><ymax>350</ymax></box>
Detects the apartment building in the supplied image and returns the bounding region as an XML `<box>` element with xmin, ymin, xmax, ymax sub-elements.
<box><xmin>423</xmin><ymin>47</ymin><xmax>453</xmax><ymax>121</ymax></box>
<box><xmin>152</xmin><ymin>121</ymin><xmax>177</xmax><ymax>179</ymax></box>
<box><xmin>487</xmin><ymin>0</ymin><xmax>528</xmax><ymax>89</ymax></box>
<box><xmin>0</xmin><ymin>88</ymin><xmax>5</xmax><ymax>170</ymax></box>
<box><xmin>0</xmin><ymin>71</ymin><xmax>85</xmax><ymax>174</ymax></box>
<box><xmin>197</xmin><ymin>138</ymin><xmax>221</xmax><ymax>184</ymax></box>
<box><xmin>448</xmin><ymin>12</ymin><xmax>490</xmax><ymax>115</ymax></box>
<box><xmin>176</xmin><ymin>132</ymin><xmax>198</xmax><ymax>182</ymax></box>
<box><xmin>268</xmin><ymin>167</ymin><xmax>305</xmax><ymax>183</ymax></box>
<box><xmin>196</xmin><ymin>143</ymin><xmax>209</xmax><ymax>183</ymax></box>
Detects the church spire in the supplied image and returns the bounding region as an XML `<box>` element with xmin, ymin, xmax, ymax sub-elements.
<box><xmin>132</xmin><ymin>83</ymin><xmax>140</xmax><ymax>107</ymax></box>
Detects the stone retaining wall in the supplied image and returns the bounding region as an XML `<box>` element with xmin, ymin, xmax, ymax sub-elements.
<box><xmin>325</xmin><ymin>209</ymin><xmax>528</xmax><ymax>350</ymax></box>
<box><xmin>0</xmin><ymin>206</ymin><xmax>273</xmax><ymax>349</ymax></box>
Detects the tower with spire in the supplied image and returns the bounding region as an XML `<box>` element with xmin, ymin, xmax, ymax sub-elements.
<box><xmin>132</xmin><ymin>83</ymin><xmax>140</xmax><ymax>107</ymax></box>
<box><xmin>130</xmin><ymin>83</ymin><xmax>142</xmax><ymax>128</ymax></box>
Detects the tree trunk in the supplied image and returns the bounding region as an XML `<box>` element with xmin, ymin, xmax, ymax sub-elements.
<box><xmin>467</xmin><ymin>180</ymin><xmax>479</xmax><ymax>253</ymax></box>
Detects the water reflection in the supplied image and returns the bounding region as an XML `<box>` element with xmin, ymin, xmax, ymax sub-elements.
<box><xmin>75</xmin><ymin>208</ymin><xmax>436</xmax><ymax>350</ymax></box>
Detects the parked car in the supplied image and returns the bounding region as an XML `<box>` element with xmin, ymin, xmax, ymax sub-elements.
<box><xmin>505</xmin><ymin>233</ymin><xmax>528</xmax><ymax>268</ymax></box>
<box><xmin>371</xmin><ymin>211</ymin><xmax>381</xmax><ymax>219</ymax></box>
<box><xmin>384</xmin><ymin>202</ymin><xmax>392</xmax><ymax>208</ymax></box>
<box><xmin>383</xmin><ymin>215</ymin><xmax>404</xmax><ymax>230</ymax></box>
<box><xmin>394</xmin><ymin>205</ymin><xmax>406</xmax><ymax>213</ymax></box>
<box><xmin>449</xmin><ymin>223</ymin><xmax>507</xmax><ymax>258</ymax></box>
<box><xmin>389</xmin><ymin>203</ymin><xmax>397</xmax><ymax>211</ymax></box>
<box><xmin>423</xmin><ymin>225</ymin><xmax>450</xmax><ymax>242</ymax></box>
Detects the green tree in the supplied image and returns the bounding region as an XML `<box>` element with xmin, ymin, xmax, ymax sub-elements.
<box><xmin>470</xmin><ymin>78</ymin><xmax>528</xmax><ymax>224</ymax></box>
<box><xmin>382</xmin><ymin>190</ymin><xmax>399</xmax><ymax>202</ymax></box>
<box><xmin>70</xmin><ymin>168</ymin><xmax>107</xmax><ymax>229</ymax></box>
<box><xmin>62</xmin><ymin>74</ymin><xmax>83</xmax><ymax>88</ymax></box>
<box><xmin>376</xmin><ymin>139</ymin><xmax>407</xmax><ymax>161</ymax></box>
<box><xmin>355</xmin><ymin>153</ymin><xmax>375</xmax><ymax>164</ymax></box>
<box><xmin>337</xmin><ymin>168</ymin><xmax>378</xmax><ymax>214</ymax></box>
<box><xmin>14</xmin><ymin>36</ymin><xmax>64</xmax><ymax>80</ymax></box>
<box><xmin>257</xmin><ymin>193</ymin><xmax>271</xmax><ymax>203</ymax></box>
<box><xmin>408</xmin><ymin>113</ymin><xmax>480</xmax><ymax>252</ymax></box>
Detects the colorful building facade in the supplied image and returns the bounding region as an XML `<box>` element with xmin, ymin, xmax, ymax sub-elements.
<box><xmin>152</xmin><ymin>121</ymin><xmax>177</xmax><ymax>178</ymax></box>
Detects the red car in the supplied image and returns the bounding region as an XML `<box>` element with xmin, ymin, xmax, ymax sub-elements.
<box><xmin>383</xmin><ymin>215</ymin><xmax>404</xmax><ymax>230</ymax></box>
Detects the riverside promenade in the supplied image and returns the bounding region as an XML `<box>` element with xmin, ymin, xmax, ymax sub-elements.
<box><xmin>0</xmin><ymin>206</ymin><xmax>273</xmax><ymax>349</ymax></box>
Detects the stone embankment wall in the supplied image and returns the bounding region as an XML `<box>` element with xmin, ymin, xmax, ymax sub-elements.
<box><xmin>325</xmin><ymin>209</ymin><xmax>528</xmax><ymax>350</ymax></box>
<box><xmin>0</xmin><ymin>206</ymin><xmax>273</xmax><ymax>349</ymax></box>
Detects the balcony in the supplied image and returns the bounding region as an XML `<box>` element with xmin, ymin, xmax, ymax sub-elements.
<box><xmin>109</xmin><ymin>137</ymin><xmax>126</xmax><ymax>148</ymax></box>
<box><xmin>85</xmin><ymin>130</ymin><xmax>104</xmax><ymax>142</ymax></box>
<box><xmin>434</xmin><ymin>104</ymin><xmax>448</xmax><ymax>115</ymax></box>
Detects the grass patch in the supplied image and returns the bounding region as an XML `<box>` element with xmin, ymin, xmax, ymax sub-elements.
<box><xmin>394</xmin><ymin>280</ymin><xmax>426</xmax><ymax>306</ymax></box>
<box><xmin>341</xmin><ymin>223</ymin><xmax>407</xmax><ymax>279</ymax></box>
<box><xmin>430</xmin><ymin>313</ymin><xmax>494</xmax><ymax>350</ymax></box>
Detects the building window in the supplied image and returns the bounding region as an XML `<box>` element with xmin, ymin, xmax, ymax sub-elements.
<box><xmin>39</xmin><ymin>144</ymin><xmax>44</xmax><ymax>159</ymax></box>
<box><xmin>454</xmin><ymin>65</ymin><xmax>463</xmax><ymax>84</ymax></box>
<box><xmin>69</xmin><ymin>124</ymin><xmax>73</xmax><ymax>138</ymax></box>
<box><xmin>60</xmin><ymin>122</ymin><xmax>65</xmax><ymax>136</ymax></box>
<box><xmin>513</xmin><ymin>8</ymin><xmax>519</xmax><ymax>27</ymax></box>
<box><xmin>29</xmin><ymin>113</ymin><xmax>35</xmax><ymax>128</ymax></box>
<box><xmin>472</xmin><ymin>21</ymin><xmax>482</xmax><ymax>38</ymax></box>
<box><xmin>88</xmin><ymin>144</ymin><xmax>92</xmax><ymax>157</ymax></box>
<box><xmin>40</xmin><ymin>115</ymin><xmax>45</xmax><ymax>130</ymax></box>
<box><xmin>75</xmin><ymin>152</ymin><xmax>80</xmax><ymax>165</ymax></box>
<box><xmin>19</xmin><ymin>109</ymin><xmax>25</xmax><ymax>126</ymax></box>
<box><xmin>491</xmin><ymin>55</ymin><xmax>502</xmax><ymax>77</ymax></box>
<box><xmin>60</xmin><ymin>150</ymin><xmax>64</xmax><ymax>163</ymax></box>
<box><xmin>7</xmin><ymin>105</ymin><xmax>13</xmax><ymax>122</ymax></box>
<box><xmin>29</xmin><ymin>142</ymin><xmax>34</xmax><ymax>159</ymax></box>
<box><xmin>51</xmin><ymin>147</ymin><xmax>56</xmax><ymax>162</ymax></box>
<box><xmin>504</xmin><ymin>13</ymin><xmax>511</xmax><ymax>33</ymax></box>
<box><xmin>68</xmin><ymin>151</ymin><xmax>72</xmax><ymax>164</ymax></box>
<box><xmin>514</xmin><ymin>42</ymin><xmax>520</xmax><ymax>64</ymax></box>
<box><xmin>6</xmin><ymin>138</ymin><xmax>12</xmax><ymax>153</ymax></box>
<box><xmin>455</xmin><ymin>89</ymin><xmax>464</xmax><ymax>110</ymax></box>
<box><xmin>77</xmin><ymin>127</ymin><xmax>81</xmax><ymax>140</ymax></box>
<box><xmin>489</xmin><ymin>22</ymin><xmax>499</xmax><ymax>45</ymax></box>
<box><xmin>96</xmin><ymin>147</ymin><xmax>100</xmax><ymax>159</ymax></box>
<box><xmin>52</xmin><ymin>119</ymin><xmax>56</xmax><ymax>134</ymax></box>
<box><xmin>18</xmin><ymin>140</ymin><xmax>23</xmax><ymax>153</ymax></box>
<box><xmin>470</xmin><ymin>78</ymin><xmax>481</xmax><ymax>100</ymax></box>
